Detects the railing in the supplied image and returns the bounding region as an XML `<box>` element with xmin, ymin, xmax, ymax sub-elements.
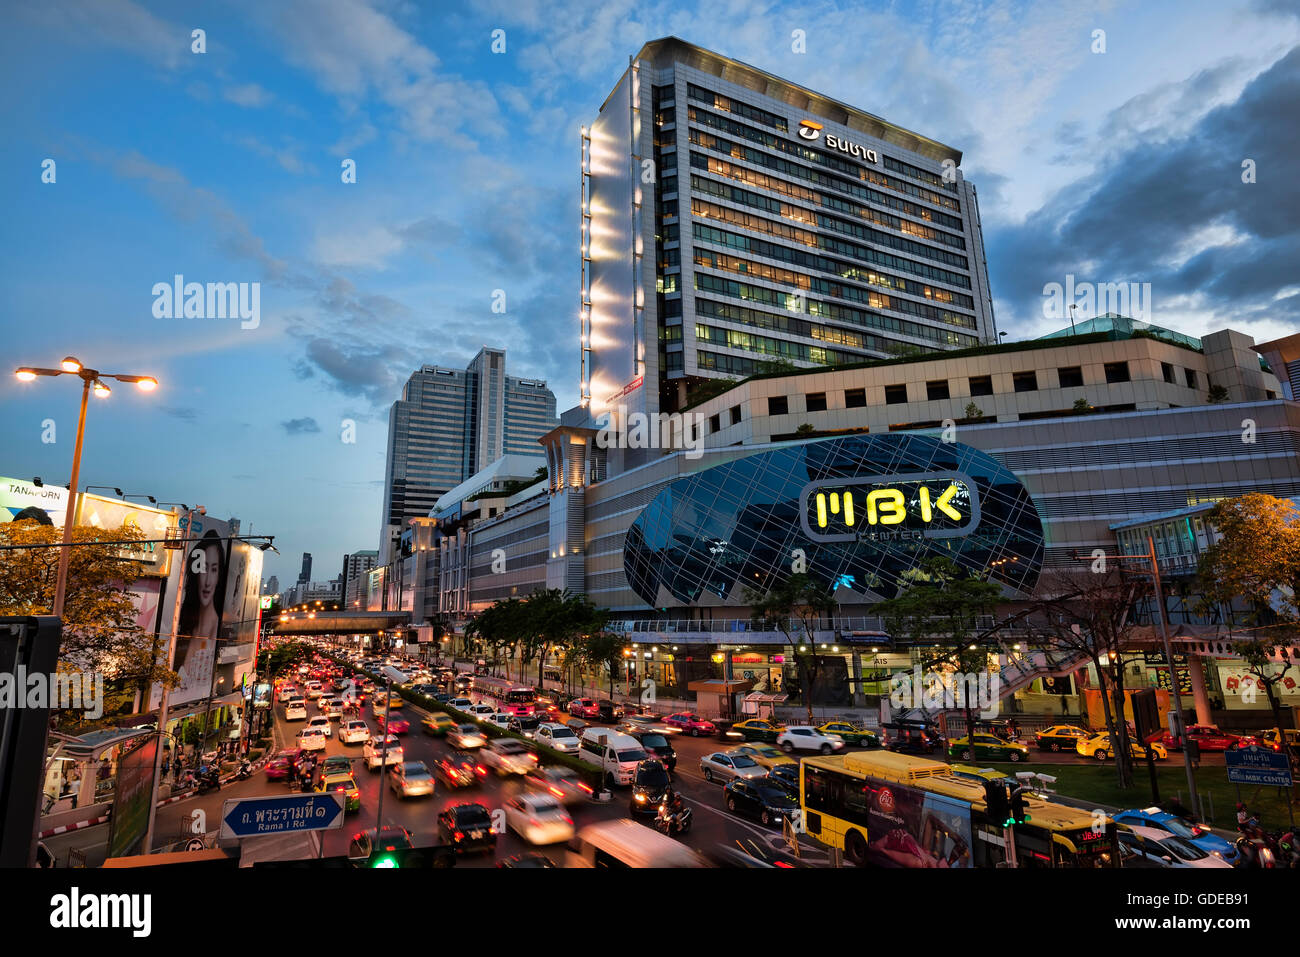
<box><xmin>997</xmin><ymin>648</ymin><xmax>1091</xmax><ymax>697</ymax></box>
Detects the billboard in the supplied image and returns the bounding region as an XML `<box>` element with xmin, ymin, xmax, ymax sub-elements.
<box><xmin>106</xmin><ymin>733</ymin><xmax>158</xmax><ymax>859</ymax></box>
<box><xmin>865</xmin><ymin>781</ymin><xmax>974</xmax><ymax>868</ymax></box>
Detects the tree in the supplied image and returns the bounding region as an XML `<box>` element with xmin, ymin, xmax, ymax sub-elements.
<box><xmin>754</xmin><ymin>358</ymin><xmax>797</xmax><ymax>375</ymax></box>
<box><xmin>0</xmin><ymin>520</ymin><xmax>175</xmax><ymax>710</ymax></box>
<box><xmin>873</xmin><ymin>557</ymin><xmax>1004</xmax><ymax>750</ymax></box>
<box><xmin>574</xmin><ymin>630</ymin><xmax>625</xmax><ymax>699</ymax></box>
<box><xmin>743</xmin><ymin>573</ymin><xmax>838</xmax><ymax>723</ymax></box>
<box><xmin>963</xmin><ymin>401</ymin><xmax>984</xmax><ymax>420</ymax></box>
<box><xmin>525</xmin><ymin>589</ymin><xmax>608</xmax><ymax>688</ymax></box>
<box><xmin>1207</xmin><ymin>384</ymin><xmax>1230</xmax><ymax>404</ymax></box>
<box><xmin>794</xmin><ymin>423</ymin><xmax>817</xmax><ymax>436</ymax></box>
<box><xmin>1072</xmin><ymin>397</ymin><xmax>1093</xmax><ymax>414</ymax></box>
<box><xmin>1198</xmin><ymin>494</ymin><xmax>1300</xmax><ymax>729</ymax></box>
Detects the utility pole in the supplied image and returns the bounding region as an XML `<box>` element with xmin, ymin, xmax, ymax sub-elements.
<box><xmin>373</xmin><ymin>675</ymin><xmax>392</xmax><ymax>836</ymax></box>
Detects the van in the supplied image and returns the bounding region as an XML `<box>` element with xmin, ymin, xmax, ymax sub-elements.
<box><xmin>564</xmin><ymin>820</ymin><xmax>704</xmax><ymax>868</ymax></box>
<box><xmin>579</xmin><ymin>729</ymin><xmax>647</xmax><ymax>787</ymax></box>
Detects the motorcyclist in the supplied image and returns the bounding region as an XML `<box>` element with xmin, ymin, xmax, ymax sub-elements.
<box><xmin>659</xmin><ymin>787</ymin><xmax>685</xmax><ymax>828</ymax></box>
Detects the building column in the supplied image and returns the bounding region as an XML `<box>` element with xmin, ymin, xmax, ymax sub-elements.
<box><xmin>851</xmin><ymin>649</ymin><xmax>864</xmax><ymax>709</ymax></box>
<box><xmin>1188</xmin><ymin>653</ymin><xmax>1213</xmax><ymax>725</ymax></box>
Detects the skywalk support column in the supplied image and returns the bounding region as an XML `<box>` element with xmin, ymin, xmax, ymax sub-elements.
<box><xmin>1188</xmin><ymin>653</ymin><xmax>1213</xmax><ymax>726</ymax></box>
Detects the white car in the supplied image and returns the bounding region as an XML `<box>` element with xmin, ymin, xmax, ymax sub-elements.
<box><xmin>1118</xmin><ymin>824</ymin><xmax>1234</xmax><ymax>868</ymax></box>
<box><xmin>447</xmin><ymin>724</ymin><xmax>487</xmax><ymax>750</ymax></box>
<box><xmin>284</xmin><ymin>700</ymin><xmax>308</xmax><ymax>721</ymax></box>
<box><xmin>339</xmin><ymin>719</ymin><xmax>370</xmax><ymax>744</ymax></box>
<box><xmin>449</xmin><ymin>697</ymin><xmax>474</xmax><ymax>711</ymax></box>
<box><xmin>485</xmin><ymin>712</ymin><xmax>512</xmax><ymax>730</ymax></box>
<box><xmin>304</xmin><ymin>680</ymin><xmax>324</xmax><ymax>699</ymax></box>
<box><xmin>503</xmin><ymin>793</ymin><xmax>574</xmax><ymax>845</ymax></box>
<box><xmin>481</xmin><ymin>738</ymin><xmax>539</xmax><ymax>776</ymax></box>
<box><xmin>307</xmin><ymin>715</ymin><xmax>333</xmax><ymax>738</ymax></box>
<box><xmin>297</xmin><ymin>728</ymin><xmax>327</xmax><ymax>752</ymax></box>
<box><xmin>467</xmin><ymin>704</ymin><xmax>496</xmax><ymax>720</ymax></box>
<box><xmin>320</xmin><ymin>699</ymin><xmax>344</xmax><ymax>720</ymax></box>
<box><xmin>536</xmin><ymin>723</ymin><xmax>581</xmax><ymax>754</ymax></box>
<box><xmin>363</xmin><ymin>734</ymin><xmax>404</xmax><ymax>770</ymax></box>
<box><xmin>388</xmin><ymin>761</ymin><xmax>436</xmax><ymax>799</ymax></box>
<box><xmin>777</xmin><ymin>726</ymin><xmax>845</xmax><ymax>754</ymax></box>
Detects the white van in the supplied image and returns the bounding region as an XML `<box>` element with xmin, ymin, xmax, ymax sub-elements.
<box><xmin>565</xmin><ymin>820</ymin><xmax>704</xmax><ymax>868</ymax></box>
<box><xmin>578</xmin><ymin>729</ymin><xmax>647</xmax><ymax>787</ymax></box>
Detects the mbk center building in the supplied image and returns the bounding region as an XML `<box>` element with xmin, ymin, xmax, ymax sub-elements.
<box><xmin>425</xmin><ymin>39</ymin><xmax>1300</xmax><ymax>722</ymax></box>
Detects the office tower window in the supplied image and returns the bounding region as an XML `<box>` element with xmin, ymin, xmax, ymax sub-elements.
<box><xmin>805</xmin><ymin>392</ymin><xmax>827</xmax><ymax>412</ymax></box>
<box><xmin>845</xmin><ymin>388</ymin><xmax>867</xmax><ymax>408</ymax></box>
<box><xmin>926</xmin><ymin>380</ymin><xmax>950</xmax><ymax>401</ymax></box>
<box><xmin>1013</xmin><ymin>371</ymin><xmax>1038</xmax><ymax>392</ymax></box>
<box><xmin>885</xmin><ymin>384</ymin><xmax>908</xmax><ymax>404</ymax></box>
<box><xmin>1058</xmin><ymin>366</ymin><xmax>1084</xmax><ymax>388</ymax></box>
<box><xmin>1184</xmin><ymin>368</ymin><xmax>1197</xmax><ymax>389</ymax></box>
<box><xmin>709</xmin><ymin>413</ymin><xmax>721</xmax><ymax>433</ymax></box>
<box><xmin>768</xmin><ymin>396</ymin><xmax>789</xmax><ymax>416</ymax></box>
<box><xmin>969</xmin><ymin>375</ymin><xmax>994</xmax><ymax>396</ymax></box>
<box><xmin>729</xmin><ymin>405</ymin><xmax>742</xmax><ymax>425</ymax></box>
<box><xmin>1104</xmin><ymin>361</ymin><xmax>1130</xmax><ymax>384</ymax></box>
<box><xmin>1162</xmin><ymin>362</ymin><xmax>1176</xmax><ymax>384</ymax></box>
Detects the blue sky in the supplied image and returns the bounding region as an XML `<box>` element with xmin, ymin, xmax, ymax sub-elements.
<box><xmin>2</xmin><ymin>0</ymin><xmax>1297</xmax><ymax>585</ymax></box>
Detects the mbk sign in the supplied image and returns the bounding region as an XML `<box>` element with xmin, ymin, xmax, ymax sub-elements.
<box><xmin>796</xmin><ymin>120</ymin><xmax>878</xmax><ymax>164</ymax></box>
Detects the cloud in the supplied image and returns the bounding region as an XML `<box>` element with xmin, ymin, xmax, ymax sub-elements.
<box><xmin>223</xmin><ymin>83</ymin><xmax>273</xmax><ymax>108</ymax></box>
<box><xmin>281</xmin><ymin>417</ymin><xmax>322</xmax><ymax>434</ymax></box>
<box><xmin>161</xmin><ymin>406</ymin><xmax>198</xmax><ymax>420</ymax></box>
<box><xmin>18</xmin><ymin>0</ymin><xmax>188</xmax><ymax>70</ymax></box>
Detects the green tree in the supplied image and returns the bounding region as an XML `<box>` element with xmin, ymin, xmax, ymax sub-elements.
<box><xmin>872</xmin><ymin>557</ymin><xmax>1004</xmax><ymax>752</ymax></box>
<box><xmin>1072</xmin><ymin>397</ymin><xmax>1093</xmax><ymax>414</ymax></box>
<box><xmin>1207</xmin><ymin>384</ymin><xmax>1230</xmax><ymax>403</ymax></box>
<box><xmin>963</xmin><ymin>401</ymin><xmax>983</xmax><ymax>420</ymax></box>
<box><xmin>574</xmin><ymin>630</ymin><xmax>625</xmax><ymax>699</ymax></box>
<box><xmin>794</xmin><ymin>423</ymin><xmax>817</xmax><ymax>436</ymax></box>
<box><xmin>743</xmin><ymin>572</ymin><xmax>838</xmax><ymax>723</ymax></box>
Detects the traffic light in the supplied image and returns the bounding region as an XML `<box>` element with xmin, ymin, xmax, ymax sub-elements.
<box><xmin>1008</xmin><ymin>787</ymin><xmax>1029</xmax><ymax>825</ymax></box>
<box><xmin>366</xmin><ymin>845</ymin><xmax>456</xmax><ymax>869</ymax></box>
<box><xmin>983</xmin><ymin>780</ymin><xmax>1009</xmax><ymax>823</ymax></box>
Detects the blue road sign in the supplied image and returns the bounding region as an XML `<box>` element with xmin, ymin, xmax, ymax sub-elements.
<box><xmin>1224</xmin><ymin>747</ymin><xmax>1294</xmax><ymax>787</ymax></box>
<box><xmin>220</xmin><ymin>792</ymin><xmax>346</xmax><ymax>839</ymax></box>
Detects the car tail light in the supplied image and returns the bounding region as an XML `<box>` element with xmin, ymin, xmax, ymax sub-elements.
<box><xmin>528</xmin><ymin>817</ymin><xmax>539</xmax><ymax>827</ymax></box>
<box><xmin>476</xmin><ymin>765</ymin><xmax>487</xmax><ymax>775</ymax></box>
<box><xmin>549</xmin><ymin>786</ymin><xmax>563</xmax><ymax>797</ymax></box>
<box><xmin>579</xmin><ymin>782</ymin><xmax>593</xmax><ymax>794</ymax></box>
<box><xmin>454</xmin><ymin>831</ymin><xmax>464</xmax><ymax>840</ymax></box>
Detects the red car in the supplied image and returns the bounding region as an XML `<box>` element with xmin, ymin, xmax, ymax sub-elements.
<box><xmin>377</xmin><ymin>714</ymin><xmax>410</xmax><ymax>734</ymax></box>
<box><xmin>568</xmin><ymin>698</ymin><xmax>600</xmax><ymax>719</ymax></box>
<box><xmin>1162</xmin><ymin>725</ymin><xmax>1240</xmax><ymax>752</ymax></box>
<box><xmin>264</xmin><ymin>748</ymin><xmax>303</xmax><ymax>780</ymax></box>
<box><xmin>664</xmin><ymin>712</ymin><xmax>717</xmax><ymax>736</ymax></box>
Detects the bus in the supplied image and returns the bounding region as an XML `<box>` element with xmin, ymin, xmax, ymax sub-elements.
<box><xmin>469</xmin><ymin>675</ymin><xmax>536</xmax><ymax>716</ymax></box>
<box><xmin>799</xmin><ymin>750</ymin><xmax>1118</xmax><ymax>868</ymax></box>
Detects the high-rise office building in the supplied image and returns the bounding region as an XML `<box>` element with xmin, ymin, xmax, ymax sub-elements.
<box><xmin>380</xmin><ymin>347</ymin><xmax>557</xmax><ymax>558</ymax></box>
<box><xmin>298</xmin><ymin>552</ymin><xmax>312</xmax><ymax>584</ymax></box>
<box><xmin>581</xmin><ymin>36</ymin><xmax>998</xmax><ymax>418</ymax></box>
<box><xmin>265</xmin><ymin>575</ymin><xmax>280</xmax><ymax>597</ymax></box>
<box><xmin>341</xmin><ymin>549</ymin><xmax>378</xmax><ymax>609</ymax></box>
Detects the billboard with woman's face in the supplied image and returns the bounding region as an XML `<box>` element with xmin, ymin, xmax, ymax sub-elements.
<box><xmin>168</xmin><ymin>518</ymin><xmax>230</xmax><ymax>706</ymax></box>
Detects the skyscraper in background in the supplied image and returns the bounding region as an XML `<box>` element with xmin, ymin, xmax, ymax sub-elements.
<box><xmin>298</xmin><ymin>552</ymin><xmax>312</xmax><ymax>584</ymax></box>
<box><xmin>380</xmin><ymin>347</ymin><xmax>557</xmax><ymax>560</ymax></box>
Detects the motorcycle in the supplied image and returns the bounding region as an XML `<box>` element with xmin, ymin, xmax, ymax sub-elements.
<box><xmin>1234</xmin><ymin>835</ymin><xmax>1276</xmax><ymax>868</ymax></box>
<box><xmin>195</xmin><ymin>765</ymin><xmax>222</xmax><ymax>795</ymax></box>
<box><xmin>655</xmin><ymin>801</ymin><xmax>693</xmax><ymax>836</ymax></box>
<box><xmin>235</xmin><ymin>760</ymin><xmax>253</xmax><ymax>781</ymax></box>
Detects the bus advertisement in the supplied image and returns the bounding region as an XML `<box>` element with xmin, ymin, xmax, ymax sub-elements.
<box><xmin>470</xmin><ymin>675</ymin><xmax>536</xmax><ymax>716</ymax></box>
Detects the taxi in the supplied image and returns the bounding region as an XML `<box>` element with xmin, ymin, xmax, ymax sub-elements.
<box><xmin>422</xmin><ymin>712</ymin><xmax>456</xmax><ymax>736</ymax></box>
<box><xmin>315</xmin><ymin>772</ymin><xmax>362</xmax><ymax>812</ymax></box>
<box><xmin>728</xmin><ymin>743</ymin><xmax>796</xmax><ymax>769</ymax></box>
<box><xmin>1077</xmin><ymin>732</ymin><xmax>1168</xmax><ymax>761</ymax></box>
<box><xmin>947</xmin><ymin>734</ymin><xmax>1029</xmax><ymax>763</ymax></box>
<box><xmin>730</xmin><ymin>718</ymin><xmax>784</xmax><ymax>743</ymax></box>
<box><xmin>818</xmin><ymin>721</ymin><xmax>880</xmax><ymax>748</ymax></box>
<box><xmin>1034</xmin><ymin>724</ymin><xmax>1092</xmax><ymax>753</ymax></box>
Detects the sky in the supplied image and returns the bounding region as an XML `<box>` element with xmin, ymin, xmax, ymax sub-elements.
<box><xmin>2</xmin><ymin>0</ymin><xmax>1297</xmax><ymax>586</ymax></box>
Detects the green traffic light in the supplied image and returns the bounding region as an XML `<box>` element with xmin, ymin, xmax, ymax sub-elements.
<box><xmin>371</xmin><ymin>855</ymin><xmax>398</xmax><ymax>868</ymax></box>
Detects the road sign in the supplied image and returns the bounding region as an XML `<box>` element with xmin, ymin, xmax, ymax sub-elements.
<box><xmin>219</xmin><ymin>792</ymin><xmax>346</xmax><ymax>839</ymax></box>
<box><xmin>1224</xmin><ymin>747</ymin><xmax>1294</xmax><ymax>787</ymax></box>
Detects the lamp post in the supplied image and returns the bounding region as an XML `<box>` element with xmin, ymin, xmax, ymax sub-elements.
<box><xmin>14</xmin><ymin>358</ymin><xmax>158</xmax><ymax>618</ymax></box>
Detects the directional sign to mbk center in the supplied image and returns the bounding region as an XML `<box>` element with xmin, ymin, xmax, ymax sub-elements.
<box><xmin>220</xmin><ymin>792</ymin><xmax>346</xmax><ymax>839</ymax></box>
<box><xmin>1224</xmin><ymin>747</ymin><xmax>1295</xmax><ymax>787</ymax></box>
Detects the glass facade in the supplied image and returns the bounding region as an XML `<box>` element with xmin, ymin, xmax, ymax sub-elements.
<box><xmin>623</xmin><ymin>433</ymin><xmax>1044</xmax><ymax>606</ymax></box>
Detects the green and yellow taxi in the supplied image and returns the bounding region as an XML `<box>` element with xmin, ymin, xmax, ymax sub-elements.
<box><xmin>1034</xmin><ymin>724</ymin><xmax>1091</xmax><ymax>753</ymax></box>
<box><xmin>422</xmin><ymin>712</ymin><xmax>456</xmax><ymax>736</ymax></box>
<box><xmin>948</xmin><ymin>764</ymin><xmax>1011</xmax><ymax>783</ymax></box>
<box><xmin>818</xmin><ymin>721</ymin><xmax>880</xmax><ymax>748</ymax></box>
<box><xmin>728</xmin><ymin>743</ymin><xmax>796</xmax><ymax>769</ymax></box>
<box><xmin>730</xmin><ymin>718</ymin><xmax>784</xmax><ymax>743</ymax></box>
<box><xmin>947</xmin><ymin>733</ymin><xmax>1029</xmax><ymax>763</ymax></box>
<box><xmin>1076</xmin><ymin>732</ymin><xmax>1168</xmax><ymax>762</ymax></box>
<box><xmin>316</xmin><ymin>772</ymin><xmax>362</xmax><ymax>812</ymax></box>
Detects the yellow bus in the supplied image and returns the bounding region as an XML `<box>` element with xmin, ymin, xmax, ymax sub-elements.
<box><xmin>799</xmin><ymin>750</ymin><xmax>1117</xmax><ymax>868</ymax></box>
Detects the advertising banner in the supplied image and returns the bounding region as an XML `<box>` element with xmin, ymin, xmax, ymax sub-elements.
<box><xmin>866</xmin><ymin>782</ymin><xmax>974</xmax><ymax>868</ymax></box>
<box><xmin>106</xmin><ymin>733</ymin><xmax>158</xmax><ymax>859</ymax></box>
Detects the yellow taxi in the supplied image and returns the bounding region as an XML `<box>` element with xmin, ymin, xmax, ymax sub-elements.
<box><xmin>1076</xmin><ymin>732</ymin><xmax>1168</xmax><ymax>762</ymax></box>
<box><xmin>817</xmin><ymin>721</ymin><xmax>880</xmax><ymax>748</ymax></box>
<box><xmin>727</xmin><ymin>743</ymin><xmax>796</xmax><ymax>769</ymax></box>
<box><xmin>730</xmin><ymin>718</ymin><xmax>784</xmax><ymax>743</ymax></box>
<box><xmin>315</xmin><ymin>772</ymin><xmax>362</xmax><ymax>812</ymax></box>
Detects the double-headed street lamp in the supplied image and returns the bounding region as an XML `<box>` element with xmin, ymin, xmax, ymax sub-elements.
<box><xmin>14</xmin><ymin>356</ymin><xmax>158</xmax><ymax>618</ymax></box>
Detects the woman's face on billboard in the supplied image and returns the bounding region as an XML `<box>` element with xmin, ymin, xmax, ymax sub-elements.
<box><xmin>198</xmin><ymin>542</ymin><xmax>221</xmax><ymax>606</ymax></box>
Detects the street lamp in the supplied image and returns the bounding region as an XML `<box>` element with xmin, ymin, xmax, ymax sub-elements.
<box><xmin>14</xmin><ymin>357</ymin><xmax>159</xmax><ymax>618</ymax></box>
<box><xmin>84</xmin><ymin>485</ymin><xmax>123</xmax><ymax>498</ymax></box>
<box><xmin>123</xmin><ymin>493</ymin><xmax>157</xmax><ymax>504</ymax></box>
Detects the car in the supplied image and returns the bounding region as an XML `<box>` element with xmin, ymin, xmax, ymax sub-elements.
<box><xmin>304</xmin><ymin>680</ymin><xmax>324</xmax><ymax>699</ymax></box>
<box><xmin>1116</xmin><ymin>823</ymin><xmax>1234</xmax><ymax>868</ymax></box>
<box><xmin>496</xmin><ymin>853</ymin><xmax>557</xmax><ymax>868</ymax></box>
<box><xmin>448</xmin><ymin>724</ymin><xmax>487</xmax><ymax>750</ymax></box>
<box><xmin>664</xmin><ymin>713</ymin><xmax>717</xmax><ymax>737</ymax></box>
<box><xmin>625</xmin><ymin>730</ymin><xmax>677</xmax><ymax>771</ymax></box>
<box><xmin>729</xmin><ymin>718</ymin><xmax>784</xmax><ymax>743</ymax></box>
<box><xmin>320</xmin><ymin>698</ymin><xmax>344</xmax><ymax>720</ymax></box>
<box><xmin>422</xmin><ymin>713</ymin><xmax>456</xmax><ymax>736</ymax></box>
<box><xmin>616</xmin><ymin>713</ymin><xmax>673</xmax><ymax>735</ymax></box>
<box><xmin>1163</xmin><ymin>724</ymin><xmax>1241</xmax><ymax>751</ymax></box>
<box><xmin>388</xmin><ymin>761</ymin><xmax>436</xmax><ymax>799</ymax></box>
<box><xmin>296</xmin><ymin>728</ymin><xmax>327</xmax><ymax>752</ymax></box>
<box><xmin>363</xmin><ymin>734</ymin><xmax>404</xmax><ymax>770</ymax></box>
<box><xmin>437</xmin><ymin>752</ymin><xmax>485</xmax><ymax>788</ymax></box>
<box><xmin>728</xmin><ymin>743</ymin><xmax>795</xmax><ymax>769</ymax></box>
<box><xmin>306</xmin><ymin>715</ymin><xmax>333</xmax><ymax>738</ymax></box>
<box><xmin>339</xmin><ymin>719</ymin><xmax>370</xmax><ymax>744</ymax></box>
<box><xmin>1077</xmin><ymin>733</ymin><xmax>1168</xmax><ymax>762</ymax></box>
<box><xmin>817</xmin><ymin>721</ymin><xmax>879</xmax><ymax>748</ymax></box>
<box><xmin>376</xmin><ymin>714</ymin><xmax>410</xmax><ymax>734</ymax></box>
<box><xmin>508</xmin><ymin>714</ymin><xmax>542</xmax><ymax>738</ymax></box>
<box><xmin>320</xmin><ymin>754</ymin><xmax>352</xmax><ymax>777</ymax></box>
<box><xmin>596</xmin><ymin>700</ymin><xmax>625</xmax><ymax>722</ymax></box>
<box><xmin>1247</xmin><ymin>728</ymin><xmax>1300</xmax><ymax>753</ymax></box>
<box><xmin>883</xmin><ymin>720</ymin><xmax>945</xmax><ymax>754</ymax></box>
<box><xmin>332</xmin><ymin>678</ymin><xmax>350</xmax><ymax>692</ymax></box>
<box><xmin>1112</xmin><ymin>807</ymin><xmax>1239</xmax><ymax>864</ymax></box>
<box><xmin>480</xmin><ymin>738</ymin><xmax>539</xmax><ymax>776</ymax></box>
<box><xmin>629</xmin><ymin>759</ymin><xmax>673</xmax><ymax>816</ymax></box>
<box><xmin>948</xmin><ymin>734</ymin><xmax>1029</xmax><ymax>763</ymax></box>
<box><xmin>438</xmin><ymin>803</ymin><xmax>498</xmax><ymax>855</ymax></box>
<box><xmin>1035</xmin><ymin>724</ymin><xmax>1092</xmax><ymax>753</ymax></box>
<box><xmin>524</xmin><ymin>765</ymin><xmax>593</xmax><ymax>805</ymax></box>
<box><xmin>264</xmin><ymin>749</ymin><xmax>302</xmax><ymax>780</ymax></box>
<box><xmin>315</xmin><ymin>772</ymin><xmax>362</xmax><ymax>812</ymax></box>
<box><xmin>484</xmin><ymin>712</ymin><xmax>513</xmax><ymax>730</ymax></box>
<box><xmin>535</xmin><ymin>722</ymin><xmax>581</xmax><ymax>754</ymax></box>
<box><xmin>700</xmin><ymin>751</ymin><xmax>768</xmax><ymax>784</ymax></box>
<box><xmin>503</xmin><ymin>793</ymin><xmax>575</xmax><ymax>845</ymax></box>
<box><xmin>347</xmin><ymin>825</ymin><xmax>412</xmax><ymax>864</ymax></box>
<box><xmin>284</xmin><ymin>700</ymin><xmax>308</xmax><ymax>721</ymax></box>
<box><xmin>448</xmin><ymin>697</ymin><xmax>475</xmax><ymax>712</ymax></box>
<box><xmin>723</xmin><ymin>776</ymin><xmax>800</xmax><ymax>827</ymax></box>
<box><xmin>565</xmin><ymin>718</ymin><xmax>590</xmax><ymax>736</ymax></box>
<box><xmin>777</xmin><ymin>726</ymin><xmax>844</xmax><ymax>754</ymax></box>
<box><xmin>360</xmin><ymin>680</ymin><xmax>376</xmax><ymax>694</ymax></box>
<box><xmin>431</xmin><ymin>692</ymin><xmax>454</xmax><ymax>704</ymax></box>
<box><xmin>568</xmin><ymin>698</ymin><xmax>600</xmax><ymax>718</ymax></box>
<box><xmin>766</xmin><ymin>763</ymin><xmax>799</xmax><ymax>794</ymax></box>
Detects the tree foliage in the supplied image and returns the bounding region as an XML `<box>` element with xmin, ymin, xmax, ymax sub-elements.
<box><xmin>743</xmin><ymin>572</ymin><xmax>838</xmax><ymax>723</ymax></box>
